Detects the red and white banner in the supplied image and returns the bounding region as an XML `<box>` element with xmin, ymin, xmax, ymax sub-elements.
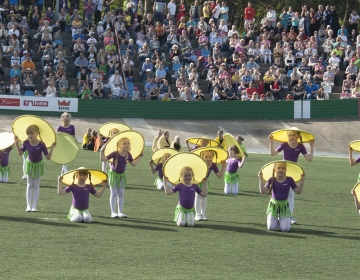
<box><xmin>0</xmin><ymin>96</ymin><xmax>78</xmax><ymax>112</ymax></box>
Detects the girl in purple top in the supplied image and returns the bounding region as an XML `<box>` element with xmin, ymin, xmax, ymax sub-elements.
<box><xmin>57</xmin><ymin>112</ymin><xmax>76</xmax><ymax>175</ymax></box>
<box><xmin>258</xmin><ymin>161</ymin><xmax>305</xmax><ymax>232</ymax></box>
<box><xmin>100</xmin><ymin>128</ymin><xmax>120</xmax><ymax>173</ymax></box>
<box><xmin>57</xmin><ymin>169</ymin><xmax>107</xmax><ymax>223</ymax></box>
<box><xmin>0</xmin><ymin>145</ymin><xmax>14</xmax><ymax>183</ymax></box>
<box><xmin>101</xmin><ymin>137</ymin><xmax>143</xmax><ymax>218</ymax></box>
<box><xmin>224</xmin><ymin>145</ymin><xmax>246</xmax><ymax>195</ymax></box>
<box><xmin>194</xmin><ymin>149</ymin><xmax>226</xmax><ymax>221</ymax></box>
<box><xmin>149</xmin><ymin>153</ymin><xmax>172</xmax><ymax>190</ymax></box>
<box><xmin>164</xmin><ymin>166</ymin><xmax>208</xmax><ymax>227</ymax></box>
<box><xmin>14</xmin><ymin>125</ymin><xmax>56</xmax><ymax>212</ymax></box>
<box><xmin>269</xmin><ymin>130</ymin><xmax>314</xmax><ymax>225</ymax></box>
<box><xmin>348</xmin><ymin>147</ymin><xmax>360</xmax><ymax>182</ymax></box>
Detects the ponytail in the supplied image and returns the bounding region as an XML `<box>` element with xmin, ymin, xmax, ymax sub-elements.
<box><xmin>268</xmin><ymin>169</ymin><xmax>275</xmax><ymax>197</ymax></box>
<box><xmin>297</xmin><ymin>132</ymin><xmax>303</xmax><ymax>144</ymax></box>
<box><xmin>38</xmin><ymin>131</ymin><xmax>44</xmax><ymax>143</ymax></box>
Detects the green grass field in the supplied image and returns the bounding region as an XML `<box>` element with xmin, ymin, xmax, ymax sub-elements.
<box><xmin>1</xmin><ymin>146</ymin><xmax>360</xmax><ymax>279</ymax></box>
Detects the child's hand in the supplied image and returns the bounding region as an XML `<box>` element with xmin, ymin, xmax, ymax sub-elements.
<box><xmin>351</xmin><ymin>189</ymin><xmax>357</xmax><ymax>197</ymax></box>
<box><xmin>221</xmin><ymin>161</ymin><xmax>226</xmax><ymax>167</ymax></box>
<box><xmin>268</xmin><ymin>135</ymin><xmax>274</xmax><ymax>142</ymax></box>
<box><xmin>51</xmin><ymin>142</ymin><xmax>57</xmax><ymax>148</ymax></box>
<box><xmin>349</xmin><ymin>146</ymin><xmax>353</xmax><ymax>152</ymax></box>
<box><xmin>149</xmin><ymin>160</ymin><xmax>153</xmax><ymax>164</ymax></box>
<box><xmin>58</xmin><ymin>175</ymin><xmax>63</xmax><ymax>182</ymax></box>
<box><xmin>309</xmin><ymin>139</ymin><xmax>315</xmax><ymax>147</ymax></box>
<box><xmin>139</xmin><ymin>152</ymin><xmax>144</xmax><ymax>157</ymax></box>
<box><xmin>301</xmin><ymin>174</ymin><xmax>306</xmax><ymax>180</ymax></box>
<box><xmin>14</xmin><ymin>135</ymin><xmax>19</xmax><ymax>141</ymax></box>
<box><xmin>258</xmin><ymin>172</ymin><xmax>263</xmax><ymax>179</ymax></box>
<box><xmin>163</xmin><ymin>176</ymin><xmax>168</xmax><ymax>181</ymax></box>
<box><xmin>102</xmin><ymin>180</ymin><xmax>108</xmax><ymax>186</ymax></box>
<box><xmin>202</xmin><ymin>178</ymin><xmax>208</xmax><ymax>183</ymax></box>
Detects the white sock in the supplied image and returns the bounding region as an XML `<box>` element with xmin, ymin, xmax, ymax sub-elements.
<box><xmin>82</xmin><ymin>210</ymin><xmax>92</xmax><ymax>223</ymax></box>
<box><xmin>279</xmin><ymin>217</ymin><xmax>291</xmax><ymax>232</ymax></box>
<box><xmin>288</xmin><ymin>188</ymin><xmax>295</xmax><ymax>216</ymax></box>
<box><xmin>232</xmin><ymin>182</ymin><xmax>239</xmax><ymax>194</ymax></box>
<box><xmin>200</xmin><ymin>196</ymin><xmax>207</xmax><ymax>215</ymax></box>
<box><xmin>26</xmin><ymin>177</ymin><xmax>35</xmax><ymax>209</ymax></box>
<box><xmin>109</xmin><ymin>186</ymin><xmax>117</xmax><ymax>214</ymax></box>
<box><xmin>70</xmin><ymin>211</ymin><xmax>83</xmax><ymax>222</ymax></box>
<box><xmin>194</xmin><ymin>193</ymin><xmax>201</xmax><ymax>216</ymax></box>
<box><xmin>61</xmin><ymin>165</ymin><xmax>68</xmax><ymax>175</ymax></box>
<box><xmin>186</xmin><ymin>212</ymin><xmax>195</xmax><ymax>227</ymax></box>
<box><xmin>101</xmin><ymin>161</ymin><xmax>107</xmax><ymax>173</ymax></box>
<box><xmin>117</xmin><ymin>180</ymin><xmax>125</xmax><ymax>213</ymax></box>
<box><xmin>267</xmin><ymin>214</ymin><xmax>278</xmax><ymax>231</ymax></box>
<box><xmin>3</xmin><ymin>172</ymin><xmax>8</xmax><ymax>183</ymax></box>
<box><xmin>31</xmin><ymin>177</ymin><xmax>41</xmax><ymax>209</ymax></box>
<box><xmin>176</xmin><ymin>211</ymin><xmax>186</xmax><ymax>227</ymax></box>
<box><xmin>156</xmin><ymin>181</ymin><xmax>164</xmax><ymax>190</ymax></box>
<box><xmin>224</xmin><ymin>183</ymin><xmax>231</xmax><ymax>194</ymax></box>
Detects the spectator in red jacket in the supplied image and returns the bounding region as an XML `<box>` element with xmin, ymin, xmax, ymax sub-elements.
<box><xmin>244</xmin><ymin>2</ymin><xmax>255</xmax><ymax>28</ymax></box>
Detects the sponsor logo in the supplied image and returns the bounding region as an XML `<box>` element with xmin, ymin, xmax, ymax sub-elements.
<box><xmin>23</xmin><ymin>100</ymin><xmax>48</xmax><ymax>107</ymax></box>
<box><xmin>58</xmin><ymin>100</ymin><xmax>70</xmax><ymax>111</ymax></box>
<box><xmin>0</xmin><ymin>98</ymin><xmax>20</xmax><ymax>106</ymax></box>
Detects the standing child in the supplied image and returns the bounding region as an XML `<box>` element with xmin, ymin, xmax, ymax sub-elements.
<box><xmin>56</xmin><ymin>112</ymin><xmax>76</xmax><ymax>175</ymax></box>
<box><xmin>100</xmin><ymin>128</ymin><xmax>120</xmax><ymax>173</ymax></box>
<box><xmin>14</xmin><ymin>125</ymin><xmax>56</xmax><ymax>212</ymax></box>
<box><xmin>164</xmin><ymin>167</ymin><xmax>208</xmax><ymax>227</ymax></box>
<box><xmin>150</xmin><ymin>152</ymin><xmax>172</xmax><ymax>190</ymax></box>
<box><xmin>194</xmin><ymin>149</ymin><xmax>226</xmax><ymax>220</ymax></box>
<box><xmin>258</xmin><ymin>161</ymin><xmax>305</xmax><ymax>232</ymax></box>
<box><xmin>224</xmin><ymin>145</ymin><xmax>246</xmax><ymax>195</ymax></box>
<box><xmin>101</xmin><ymin>136</ymin><xmax>143</xmax><ymax>218</ymax></box>
<box><xmin>269</xmin><ymin>129</ymin><xmax>314</xmax><ymax>224</ymax></box>
<box><xmin>236</xmin><ymin>136</ymin><xmax>248</xmax><ymax>157</ymax></box>
<box><xmin>0</xmin><ymin>145</ymin><xmax>14</xmax><ymax>183</ymax></box>
<box><xmin>57</xmin><ymin>168</ymin><xmax>107</xmax><ymax>223</ymax></box>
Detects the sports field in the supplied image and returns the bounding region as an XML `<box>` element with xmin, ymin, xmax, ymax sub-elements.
<box><xmin>1</xmin><ymin>146</ymin><xmax>359</xmax><ymax>279</ymax></box>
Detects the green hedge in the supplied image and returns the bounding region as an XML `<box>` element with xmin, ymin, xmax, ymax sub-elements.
<box><xmin>310</xmin><ymin>99</ymin><xmax>359</xmax><ymax>119</ymax></box>
<box><xmin>0</xmin><ymin>100</ymin><xmax>294</xmax><ymax>120</ymax></box>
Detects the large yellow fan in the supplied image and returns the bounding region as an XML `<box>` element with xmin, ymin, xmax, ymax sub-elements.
<box><xmin>98</xmin><ymin>122</ymin><xmax>132</xmax><ymax>137</ymax></box>
<box><xmin>12</xmin><ymin>115</ymin><xmax>56</xmax><ymax>148</ymax></box>
<box><xmin>192</xmin><ymin>146</ymin><xmax>228</xmax><ymax>164</ymax></box>
<box><xmin>151</xmin><ymin>148</ymin><xmax>179</xmax><ymax>164</ymax></box>
<box><xmin>163</xmin><ymin>153</ymin><xmax>208</xmax><ymax>185</ymax></box>
<box><xmin>349</xmin><ymin>140</ymin><xmax>360</xmax><ymax>152</ymax></box>
<box><xmin>51</xmin><ymin>132</ymin><xmax>79</xmax><ymax>165</ymax></box>
<box><xmin>0</xmin><ymin>132</ymin><xmax>15</xmax><ymax>150</ymax></box>
<box><xmin>61</xmin><ymin>167</ymin><xmax>107</xmax><ymax>186</ymax></box>
<box><xmin>104</xmin><ymin>130</ymin><xmax>145</xmax><ymax>160</ymax></box>
<box><xmin>222</xmin><ymin>133</ymin><xmax>245</xmax><ymax>159</ymax></box>
<box><xmin>259</xmin><ymin>160</ymin><xmax>305</xmax><ymax>183</ymax></box>
<box><xmin>186</xmin><ymin>137</ymin><xmax>220</xmax><ymax>148</ymax></box>
<box><xmin>269</xmin><ymin>128</ymin><xmax>315</xmax><ymax>143</ymax></box>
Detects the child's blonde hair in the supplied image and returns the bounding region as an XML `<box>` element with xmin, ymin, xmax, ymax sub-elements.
<box><xmin>109</xmin><ymin>128</ymin><xmax>120</xmax><ymax>137</ymax></box>
<box><xmin>288</xmin><ymin>130</ymin><xmax>303</xmax><ymax>143</ymax></box>
<box><xmin>26</xmin><ymin>125</ymin><xmax>43</xmax><ymax>142</ymax></box>
<box><xmin>114</xmin><ymin>137</ymin><xmax>130</xmax><ymax>169</ymax></box>
<box><xmin>60</xmin><ymin>112</ymin><xmax>71</xmax><ymax>120</ymax></box>
<box><xmin>228</xmin><ymin>145</ymin><xmax>242</xmax><ymax>160</ymax></box>
<box><xmin>72</xmin><ymin>170</ymin><xmax>91</xmax><ymax>186</ymax></box>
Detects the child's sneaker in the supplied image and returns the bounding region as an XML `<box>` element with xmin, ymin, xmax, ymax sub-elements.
<box><xmin>290</xmin><ymin>217</ymin><xmax>297</xmax><ymax>225</ymax></box>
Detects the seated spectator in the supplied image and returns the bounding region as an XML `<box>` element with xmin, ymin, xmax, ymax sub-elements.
<box><xmin>21</xmin><ymin>55</ymin><xmax>38</xmax><ymax>78</ymax></box>
<box><xmin>73</xmin><ymin>52</ymin><xmax>88</xmax><ymax>78</ymax></box>
<box><xmin>292</xmin><ymin>79</ymin><xmax>306</xmax><ymax>100</ymax></box>
<box><xmin>46</xmin><ymin>81</ymin><xmax>57</xmax><ymax>97</ymax></box>
<box><xmin>10</xmin><ymin>79</ymin><xmax>21</xmax><ymax>95</ymax></box>
<box><xmin>305</xmin><ymin>80</ymin><xmax>319</xmax><ymax>100</ymax></box>
<box><xmin>92</xmin><ymin>83</ymin><xmax>106</xmax><ymax>99</ymax></box>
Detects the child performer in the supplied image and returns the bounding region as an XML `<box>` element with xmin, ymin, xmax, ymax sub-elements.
<box><xmin>348</xmin><ymin>147</ymin><xmax>360</xmax><ymax>182</ymax></box>
<box><xmin>152</xmin><ymin>129</ymin><xmax>163</xmax><ymax>151</ymax></box>
<box><xmin>224</xmin><ymin>145</ymin><xmax>246</xmax><ymax>195</ymax></box>
<box><xmin>101</xmin><ymin>137</ymin><xmax>143</xmax><ymax>218</ymax></box>
<box><xmin>100</xmin><ymin>128</ymin><xmax>120</xmax><ymax>173</ymax></box>
<box><xmin>149</xmin><ymin>153</ymin><xmax>172</xmax><ymax>190</ymax></box>
<box><xmin>351</xmin><ymin>189</ymin><xmax>360</xmax><ymax>214</ymax></box>
<box><xmin>236</xmin><ymin>136</ymin><xmax>248</xmax><ymax>157</ymax></box>
<box><xmin>0</xmin><ymin>144</ymin><xmax>14</xmax><ymax>183</ymax></box>
<box><xmin>14</xmin><ymin>125</ymin><xmax>56</xmax><ymax>212</ymax></box>
<box><xmin>215</xmin><ymin>130</ymin><xmax>224</xmax><ymax>147</ymax></box>
<box><xmin>195</xmin><ymin>150</ymin><xmax>226</xmax><ymax>221</ymax></box>
<box><xmin>57</xmin><ymin>169</ymin><xmax>107</xmax><ymax>223</ymax></box>
<box><xmin>269</xmin><ymin>130</ymin><xmax>314</xmax><ymax>224</ymax></box>
<box><xmin>57</xmin><ymin>112</ymin><xmax>76</xmax><ymax>175</ymax></box>
<box><xmin>164</xmin><ymin>167</ymin><xmax>208</xmax><ymax>227</ymax></box>
<box><xmin>258</xmin><ymin>161</ymin><xmax>305</xmax><ymax>232</ymax></box>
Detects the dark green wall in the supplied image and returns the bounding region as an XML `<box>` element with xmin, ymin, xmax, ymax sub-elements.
<box><xmin>310</xmin><ymin>99</ymin><xmax>359</xmax><ymax>119</ymax></box>
<box><xmin>0</xmin><ymin>100</ymin><xmax>294</xmax><ymax>120</ymax></box>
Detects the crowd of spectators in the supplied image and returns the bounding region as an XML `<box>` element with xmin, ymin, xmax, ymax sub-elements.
<box><xmin>0</xmin><ymin>0</ymin><xmax>359</xmax><ymax>101</ymax></box>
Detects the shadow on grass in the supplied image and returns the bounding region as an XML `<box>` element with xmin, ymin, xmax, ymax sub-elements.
<box><xmin>194</xmin><ymin>223</ymin><xmax>305</xmax><ymax>238</ymax></box>
<box><xmin>0</xmin><ymin>215</ymin><xmax>82</xmax><ymax>227</ymax></box>
<box><xmin>208</xmin><ymin>191</ymin><xmax>264</xmax><ymax>197</ymax></box>
<box><xmin>300</xmin><ymin>223</ymin><xmax>360</xmax><ymax>232</ymax></box>
<box><xmin>92</xmin><ymin>218</ymin><xmax>177</xmax><ymax>232</ymax></box>
<box><xmin>126</xmin><ymin>184</ymin><xmax>162</xmax><ymax>192</ymax></box>
<box><xmin>291</xmin><ymin>227</ymin><xmax>360</xmax><ymax>240</ymax></box>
